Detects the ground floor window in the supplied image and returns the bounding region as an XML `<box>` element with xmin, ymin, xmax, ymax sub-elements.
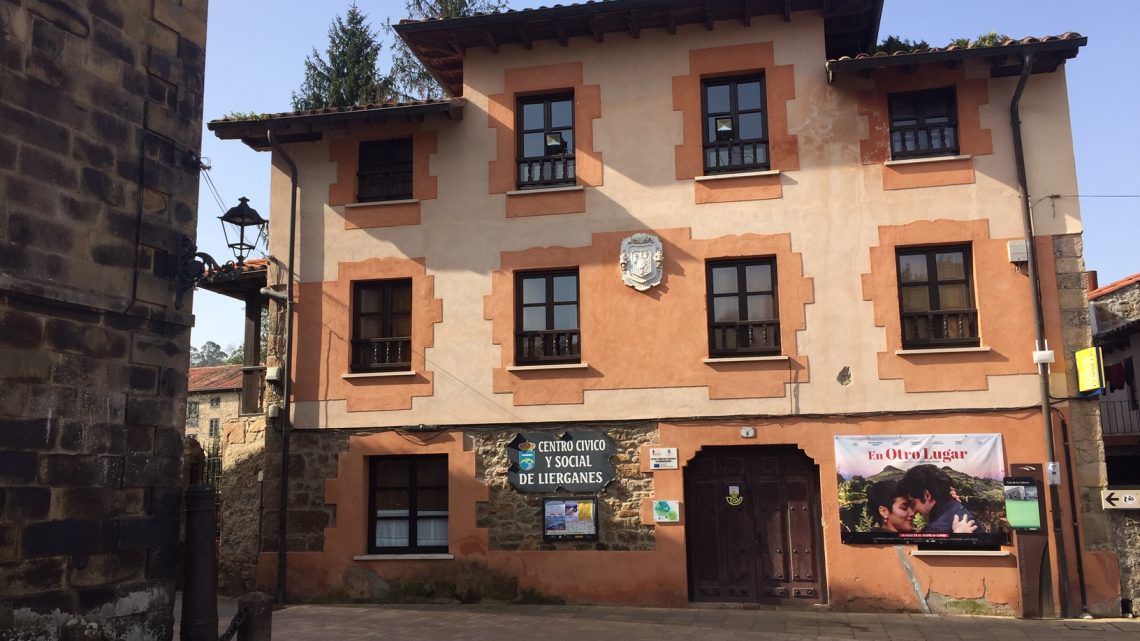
<box><xmin>368</xmin><ymin>455</ymin><xmax>448</xmax><ymax>554</ymax></box>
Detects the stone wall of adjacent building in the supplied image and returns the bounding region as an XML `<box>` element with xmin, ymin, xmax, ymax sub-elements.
<box><xmin>217</xmin><ymin>415</ymin><xmax>266</xmax><ymax>595</ymax></box>
<box><xmin>1093</xmin><ymin>281</ymin><xmax>1140</xmax><ymax>334</ymax></box>
<box><xmin>0</xmin><ymin>1</ymin><xmax>207</xmax><ymax>639</ymax></box>
<box><xmin>474</xmin><ymin>424</ymin><xmax>657</xmax><ymax>551</ymax></box>
<box><xmin>185</xmin><ymin>388</ymin><xmax>240</xmax><ymax>442</ymax></box>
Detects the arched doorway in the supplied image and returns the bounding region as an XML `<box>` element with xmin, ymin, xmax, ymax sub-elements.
<box><xmin>684</xmin><ymin>445</ymin><xmax>825</xmax><ymax>604</ymax></box>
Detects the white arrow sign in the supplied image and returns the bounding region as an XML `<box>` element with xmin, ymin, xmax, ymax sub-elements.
<box><xmin>1101</xmin><ymin>489</ymin><xmax>1140</xmax><ymax>510</ymax></box>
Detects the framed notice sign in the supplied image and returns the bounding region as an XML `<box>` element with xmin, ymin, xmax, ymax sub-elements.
<box><xmin>543</xmin><ymin>497</ymin><xmax>599</xmax><ymax>542</ymax></box>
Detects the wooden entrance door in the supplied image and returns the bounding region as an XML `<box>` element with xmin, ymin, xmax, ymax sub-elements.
<box><xmin>684</xmin><ymin>446</ymin><xmax>824</xmax><ymax>604</ymax></box>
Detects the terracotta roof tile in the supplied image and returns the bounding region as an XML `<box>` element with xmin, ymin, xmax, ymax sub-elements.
<box><xmin>210</xmin><ymin>98</ymin><xmax>457</xmax><ymax>125</ymax></box>
<box><xmin>828</xmin><ymin>32</ymin><xmax>1084</xmax><ymax>62</ymax></box>
<box><xmin>1089</xmin><ymin>272</ymin><xmax>1140</xmax><ymax>301</ymax></box>
<box><xmin>188</xmin><ymin>365</ymin><xmax>244</xmax><ymax>392</ymax></box>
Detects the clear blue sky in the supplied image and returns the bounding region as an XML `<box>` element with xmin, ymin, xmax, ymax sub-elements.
<box><xmin>190</xmin><ymin>0</ymin><xmax>1140</xmax><ymax>351</ymax></box>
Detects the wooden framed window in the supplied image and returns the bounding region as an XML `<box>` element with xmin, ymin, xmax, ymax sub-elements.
<box><xmin>515</xmin><ymin>269</ymin><xmax>580</xmax><ymax>364</ymax></box>
<box><xmin>351</xmin><ymin>279</ymin><xmax>412</xmax><ymax>372</ymax></box>
<box><xmin>896</xmin><ymin>245</ymin><xmax>978</xmax><ymax>348</ymax></box>
<box><xmin>187</xmin><ymin>401</ymin><xmax>199</xmax><ymax>416</ymax></box>
<box><xmin>706</xmin><ymin>258</ymin><xmax>780</xmax><ymax>357</ymax></box>
<box><xmin>208</xmin><ymin>418</ymin><xmax>220</xmax><ymax>438</ymax></box>
<box><xmin>357</xmin><ymin>138</ymin><xmax>413</xmax><ymax>202</ymax></box>
<box><xmin>516</xmin><ymin>94</ymin><xmax>575</xmax><ymax>189</ymax></box>
<box><xmin>209</xmin><ymin>396</ymin><xmax>220</xmax><ymax>407</ymax></box>
<box><xmin>888</xmin><ymin>88</ymin><xmax>959</xmax><ymax>159</ymax></box>
<box><xmin>702</xmin><ymin>75</ymin><xmax>768</xmax><ymax>174</ymax></box>
<box><xmin>368</xmin><ymin>455</ymin><xmax>448</xmax><ymax>554</ymax></box>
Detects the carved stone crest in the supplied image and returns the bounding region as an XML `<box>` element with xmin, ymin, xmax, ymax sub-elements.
<box><xmin>619</xmin><ymin>233</ymin><xmax>664</xmax><ymax>291</ymax></box>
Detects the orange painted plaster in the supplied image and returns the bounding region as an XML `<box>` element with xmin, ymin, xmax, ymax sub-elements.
<box><xmin>292</xmin><ymin>258</ymin><xmax>442</xmax><ymax>412</ymax></box>
<box><xmin>328</xmin><ymin>121</ymin><xmax>439</xmax><ymax>229</ymax></box>
<box><xmin>672</xmin><ymin>42</ymin><xmax>798</xmax><ymax>204</ymax></box>
<box><xmin>483</xmin><ymin>228</ymin><xmax>813</xmax><ymax>405</ymax></box>
<box><xmin>487</xmin><ymin>62</ymin><xmax>602</xmax><ymax>217</ymax></box>
<box><xmin>861</xmin><ymin>219</ymin><xmax>1038</xmax><ymax>392</ymax></box>
<box><xmin>857</xmin><ymin>66</ymin><xmax>991</xmax><ymax>191</ymax></box>
<box><xmin>254</xmin><ymin>413</ymin><xmax>1099</xmax><ymax>611</ymax></box>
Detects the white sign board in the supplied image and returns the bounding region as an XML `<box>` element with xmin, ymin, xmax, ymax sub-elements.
<box><xmin>1101</xmin><ymin>490</ymin><xmax>1140</xmax><ymax>510</ymax></box>
<box><xmin>649</xmin><ymin>447</ymin><xmax>678</xmax><ymax>470</ymax></box>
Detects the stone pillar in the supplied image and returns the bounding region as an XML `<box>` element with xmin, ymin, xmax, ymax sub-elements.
<box><xmin>0</xmin><ymin>1</ymin><xmax>207</xmax><ymax>639</ymax></box>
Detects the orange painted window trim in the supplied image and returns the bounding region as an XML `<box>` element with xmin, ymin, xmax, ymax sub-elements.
<box><xmin>328</xmin><ymin>123</ymin><xmax>439</xmax><ymax>229</ymax></box>
<box><xmin>861</xmin><ymin>219</ymin><xmax>1039</xmax><ymax>393</ymax></box>
<box><xmin>856</xmin><ymin>66</ymin><xmax>992</xmax><ymax>191</ymax></box>
<box><xmin>292</xmin><ymin>257</ymin><xmax>443</xmax><ymax>412</ymax></box>
<box><xmin>487</xmin><ymin>62</ymin><xmax>602</xmax><ymax>218</ymax></box>
<box><xmin>483</xmin><ymin>228</ymin><xmax>812</xmax><ymax>406</ymax></box>
<box><xmin>672</xmin><ymin>42</ymin><xmax>798</xmax><ymax>204</ymax></box>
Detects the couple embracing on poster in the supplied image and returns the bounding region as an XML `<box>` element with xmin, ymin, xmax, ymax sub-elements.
<box><xmin>869</xmin><ymin>464</ymin><xmax>980</xmax><ymax>535</ymax></box>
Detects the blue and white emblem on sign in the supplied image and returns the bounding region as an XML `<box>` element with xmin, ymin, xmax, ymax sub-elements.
<box><xmin>518</xmin><ymin>441</ymin><xmax>536</xmax><ymax>471</ymax></box>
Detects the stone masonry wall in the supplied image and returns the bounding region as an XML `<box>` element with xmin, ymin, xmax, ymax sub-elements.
<box><xmin>1093</xmin><ymin>281</ymin><xmax>1140</xmax><ymax>334</ymax></box>
<box><xmin>184</xmin><ymin>389</ymin><xmax>239</xmax><ymax>442</ymax></box>
<box><xmin>217</xmin><ymin>415</ymin><xmax>266</xmax><ymax>595</ymax></box>
<box><xmin>474</xmin><ymin>424</ymin><xmax>657</xmax><ymax>551</ymax></box>
<box><xmin>0</xmin><ymin>1</ymin><xmax>207</xmax><ymax>639</ymax></box>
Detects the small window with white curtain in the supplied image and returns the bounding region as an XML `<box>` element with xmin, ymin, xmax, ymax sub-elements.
<box><xmin>368</xmin><ymin>455</ymin><xmax>448</xmax><ymax>554</ymax></box>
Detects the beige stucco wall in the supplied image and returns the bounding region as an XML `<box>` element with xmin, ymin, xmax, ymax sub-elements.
<box><xmin>266</xmin><ymin>11</ymin><xmax>1082</xmax><ymax>431</ymax></box>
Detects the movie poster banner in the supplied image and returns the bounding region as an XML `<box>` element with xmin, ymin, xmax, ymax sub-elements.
<box><xmin>835</xmin><ymin>434</ymin><xmax>1010</xmax><ymax>546</ymax></box>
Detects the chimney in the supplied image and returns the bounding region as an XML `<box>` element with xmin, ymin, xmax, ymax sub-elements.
<box><xmin>1085</xmin><ymin>270</ymin><xmax>1098</xmax><ymax>292</ymax></box>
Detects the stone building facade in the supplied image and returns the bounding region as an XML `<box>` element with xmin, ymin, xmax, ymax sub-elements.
<box><xmin>185</xmin><ymin>365</ymin><xmax>242</xmax><ymax>443</ymax></box>
<box><xmin>210</xmin><ymin>0</ymin><xmax>1113</xmax><ymax>617</ymax></box>
<box><xmin>0</xmin><ymin>1</ymin><xmax>207</xmax><ymax>639</ymax></box>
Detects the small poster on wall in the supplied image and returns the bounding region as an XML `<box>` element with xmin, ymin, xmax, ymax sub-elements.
<box><xmin>836</xmin><ymin>434</ymin><xmax>1010</xmax><ymax>546</ymax></box>
<box><xmin>543</xmin><ymin>498</ymin><xmax>599</xmax><ymax>541</ymax></box>
<box><xmin>652</xmin><ymin>500</ymin><xmax>680</xmax><ymax>523</ymax></box>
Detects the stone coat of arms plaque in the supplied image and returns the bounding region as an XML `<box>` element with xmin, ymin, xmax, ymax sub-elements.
<box><xmin>619</xmin><ymin>233</ymin><xmax>664</xmax><ymax>291</ymax></box>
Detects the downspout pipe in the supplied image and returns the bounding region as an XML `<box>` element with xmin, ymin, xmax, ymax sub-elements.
<box><xmin>1010</xmin><ymin>53</ymin><xmax>1073</xmax><ymax>617</ymax></box>
<box><xmin>267</xmin><ymin>130</ymin><xmax>298</xmax><ymax>606</ymax></box>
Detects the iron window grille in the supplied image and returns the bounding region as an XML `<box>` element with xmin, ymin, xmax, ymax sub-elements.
<box><xmin>515</xmin><ymin>269</ymin><xmax>580</xmax><ymax>365</ymax></box>
<box><xmin>368</xmin><ymin>455</ymin><xmax>449</xmax><ymax>554</ymax></box>
<box><xmin>357</xmin><ymin>138</ymin><xmax>413</xmax><ymax>202</ymax></box>
<box><xmin>896</xmin><ymin>245</ymin><xmax>979</xmax><ymax>349</ymax></box>
<box><xmin>888</xmin><ymin>87</ymin><xmax>959</xmax><ymax>159</ymax></box>
<box><xmin>702</xmin><ymin>75</ymin><xmax>769</xmax><ymax>174</ymax></box>
<box><xmin>516</xmin><ymin>94</ymin><xmax>575</xmax><ymax>189</ymax></box>
<box><xmin>352</xmin><ymin>279</ymin><xmax>413</xmax><ymax>372</ymax></box>
<box><xmin>706</xmin><ymin>258</ymin><xmax>781</xmax><ymax>357</ymax></box>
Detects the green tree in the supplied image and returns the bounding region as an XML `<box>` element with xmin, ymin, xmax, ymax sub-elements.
<box><xmin>873</xmin><ymin>35</ymin><xmax>930</xmax><ymax>54</ymax></box>
<box><xmin>191</xmin><ymin>341</ymin><xmax>228</xmax><ymax>367</ymax></box>
<box><xmin>224</xmin><ymin>344</ymin><xmax>244</xmax><ymax>365</ymax></box>
<box><xmin>383</xmin><ymin>0</ymin><xmax>507</xmax><ymax>100</ymax></box>
<box><xmin>292</xmin><ymin>4</ymin><xmax>394</xmax><ymax>110</ymax></box>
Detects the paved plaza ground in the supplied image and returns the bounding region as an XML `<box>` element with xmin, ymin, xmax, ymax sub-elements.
<box><xmin>177</xmin><ymin>597</ymin><xmax>1140</xmax><ymax>641</ymax></box>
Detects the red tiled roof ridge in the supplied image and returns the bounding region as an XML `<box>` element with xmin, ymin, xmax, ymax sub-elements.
<box><xmin>188</xmin><ymin>364</ymin><xmax>244</xmax><ymax>392</ymax></box>
<box><xmin>829</xmin><ymin>32</ymin><xmax>1083</xmax><ymax>62</ymax></box>
<box><xmin>1089</xmin><ymin>272</ymin><xmax>1140</xmax><ymax>301</ymax></box>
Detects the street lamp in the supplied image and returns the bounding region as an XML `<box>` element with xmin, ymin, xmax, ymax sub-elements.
<box><xmin>219</xmin><ymin>196</ymin><xmax>268</xmax><ymax>267</ymax></box>
<box><xmin>175</xmin><ymin>197</ymin><xmax>268</xmax><ymax>309</ymax></box>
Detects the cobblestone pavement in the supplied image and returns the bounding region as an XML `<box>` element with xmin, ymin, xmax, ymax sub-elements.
<box><xmin>203</xmin><ymin>602</ymin><xmax>1140</xmax><ymax>641</ymax></box>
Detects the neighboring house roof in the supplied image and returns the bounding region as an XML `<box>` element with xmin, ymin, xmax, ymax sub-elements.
<box><xmin>207</xmin><ymin>99</ymin><xmax>465</xmax><ymax>150</ymax></box>
<box><xmin>188</xmin><ymin>365</ymin><xmax>244</xmax><ymax>393</ymax></box>
<box><xmin>825</xmin><ymin>33</ymin><xmax>1086</xmax><ymax>81</ymax></box>
<box><xmin>199</xmin><ymin>257</ymin><xmax>271</xmax><ymax>301</ymax></box>
<box><xmin>1089</xmin><ymin>272</ymin><xmax>1140</xmax><ymax>301</ymax></box>
<box><xmin>394</xmin><ymin>0</ymin><xmax>884</xmax><ymax>97</ymax></box>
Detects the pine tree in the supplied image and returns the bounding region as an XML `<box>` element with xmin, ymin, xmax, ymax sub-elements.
<box><xmin>384</xmin><ymin>0</ymin><xmax>507</xmax><ymax>100</ymax></box>
<box><xmin>292</xmin><ymin>4</ymin><xmax>394</xmax><ymax>110</ymax></box>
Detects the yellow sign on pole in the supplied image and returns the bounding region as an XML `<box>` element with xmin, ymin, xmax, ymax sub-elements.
<box><xmin>1075</xmin><ymin>347</ymin><xmax>1104</xmax><ymax>394</ymax></box>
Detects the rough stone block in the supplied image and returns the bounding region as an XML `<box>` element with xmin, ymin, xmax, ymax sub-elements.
<box><xmin>130</xmin><ymin>333</ymin><xmax>183</xmax><ymax>368</ymax></box>
<box><xmin>115</xmin><ymin>516</ymin><xmax>177</xmax><ymax>551</ymax></box>
<box><xmin>125</xmin><ymin>395</ymin><xmax>169</xmax><ymax>426</ymax></box>
<box><xmin>68</xmin><ymin>551</ymin><xmax>147</xmax><ymax>588</ymax></box>
<box><xmin>153</xmin><ymin>427</ymin><xmax>181</xmax><ymax>458</ymax></box>
<box><xmin>17</xmin><ymin>145</ymin><xmax>79</xmax><ymax>191</ymax></box>
<box><xmin>0</xmin><ymin>308</ymin><xmax>44</xmax><ymax>349</ymax></box>
<box><xmin>91</xmin><ymin>19</ymin><xmax>136</xmax><ymax>65</ymax></box>
<box><xmin>88</xmin><ymin>0</ymin><xmax>124</xmax><ymax>29</ymax></box>
<box><xmin>0</xmin><ymin>417</ymin><xmax>51</xmax><ymax>450</ymax></box>
<box><xmin>39</xmin><ymin>454</ymin><xmax>101</xmax><ymax>487</ymax></box>
<box><xmin>57</xmin><ymin>420</ymin><xmax>84</xmax><ymax>451</ymax></box>
<box><xmin>4</xmin><ymin>486</ymin><xmax>51</xmax><ymax>522</ymax></box>
<box><xmin>4</xmin><ymin>172</ymin><xmax>59</xmax><ymax>212</ymax></box>
<box><xmin>8</xmin><ymin>210</ymin><xmax>77</xmax><ymax>254</ymax></box>
<box><xmin>26</xmin><ymin>0</ymin><xmax>91</xmax><ymax>37</ymax></box>
<box><xmin>0</xmin><ymin>450</ymin><xmax>37</xmax><ymax>485</ymax></box>
<box><xmin>72</xmin><ymin>135</ymin><xmax>116</xmax><ymax>172</ymax></box>
<box><xmin>45</xmin><ymin>318</ymin><xmax>128</xmax><ymax>359</ymax></box>
<box><xmin>147</xmin><ymin>486</ymin><xmax>181</xmax><ymax>519</ymax></box>
<box><xmin>122</xmin><ymin>454</ymin><xmax>178</xmax><ymax>487</ymax></box>
<box><xmin>0</xmin><ymin>103</ymin><xmax>71</xmax><ymax>155</ymax></box>
<box><xmin>81</xmin><ymin>166</ymin><xmax>126</xmax><ymax>207</ymax></box>
<box><xmin>152</xmin><ymin>0</ymin><xmax>205</xmax><ymax>45</ymax></box>
<box><xmin>22</xmin><ymin>519</ymin><xmax>108</xmax><ymax>556</ymax></box>
<box><xmin>0</xmin><ymin>557</ymin><xmax>66</xmax><ymax>595</ymax></box>
<box><xmin>125</xmin><ymin>425</ymin><xmax>154</xmax><ymax>452</ymax></box>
